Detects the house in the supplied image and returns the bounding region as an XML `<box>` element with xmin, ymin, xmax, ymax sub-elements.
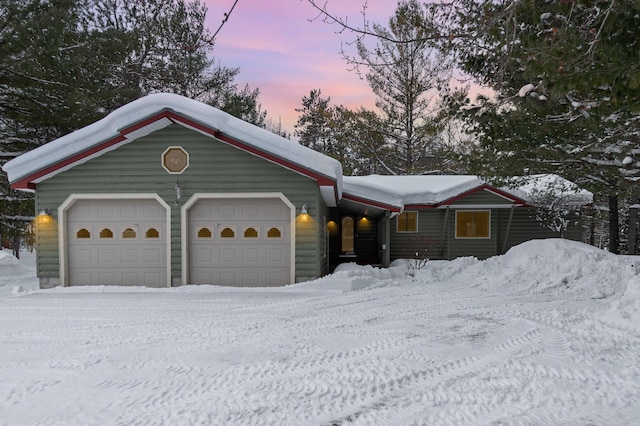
<box><xmin>2</xmin><ymin>94</ymin><xmax>590</xmax><ymax>288</ymax></box>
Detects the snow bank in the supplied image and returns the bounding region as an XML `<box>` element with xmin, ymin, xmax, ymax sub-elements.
<box><xmin>607</xmin><ymin>274</ymin><xmax>640</xmax><ymax>332</ymax></box>
<box><xmin>0</xmin><ymin>250</ymin><xmax>38</xmax><ymax>295</ymax></box>
<box><xmin>419</xmin><ymin>239</ymin><xmax>638</xmax><ymax>299</ymax></box>
<box><xmin>295</xmin><ymin>263</ymin><xmax>406</xmax><ymax>292</ymax></box>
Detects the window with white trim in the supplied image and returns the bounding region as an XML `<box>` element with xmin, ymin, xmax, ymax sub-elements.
<box><xmin>455</xmin><ymin>210</ymin><xmax>491</xmax><ymax>239</ymax></box>
<box><xmin>396</xmin><ymin>211</ymin><xmax>418</xmax><ymax>233</ymax></box>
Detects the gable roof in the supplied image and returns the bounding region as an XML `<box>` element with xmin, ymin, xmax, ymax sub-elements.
<box><xmin>3</xmin><ymin>93</ymin><xmax>343</xmax><ymax>205</ymax></box>
<box><xmin>501</xmin><ymin>174</ymin><xmax>593</xmax><ymax>208</ymax></box>
<box><xmin>342</xmin><ymin>175</ymin><xmax>528</xmax><ymax>212</ymax></box>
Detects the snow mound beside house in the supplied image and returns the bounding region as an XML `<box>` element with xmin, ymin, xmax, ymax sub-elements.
<box><xmin>419</xmin><ymin>239</ymin><xmax>639</xmax><ymax>299</ymax></box>
<box><xmin>296</xmin><ymin>262</ymin><xmax>406</xmax><ymax>292</ymax></box>
<box><xmin>0</xmin><ymin>250</ymin><xmax>38</xmax><ymax>295</ymax></box>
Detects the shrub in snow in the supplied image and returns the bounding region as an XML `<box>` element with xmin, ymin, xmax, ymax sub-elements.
<box><xmin>406</xmin><ymin>248</ymin><xmax>429</xmax><ymax>279</ymax></box>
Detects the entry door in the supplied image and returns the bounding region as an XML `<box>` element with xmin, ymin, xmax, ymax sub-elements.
<box><xmin>341</xmin><ymin>215</ymin><xmax>356</xmax><ymax>255</ymax></box>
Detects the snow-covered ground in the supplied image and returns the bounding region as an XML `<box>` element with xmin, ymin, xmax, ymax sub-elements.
<box><xmin>1</xmin><ymin>239</ymin><xmax>639</xmax><ymax>425</ymax></box>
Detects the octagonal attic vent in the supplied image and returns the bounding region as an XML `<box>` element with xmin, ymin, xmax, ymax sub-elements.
<box><xmin>162</xmin><ymin>146</ymin><xmax>189</xmax><ymax>174</ymax></box>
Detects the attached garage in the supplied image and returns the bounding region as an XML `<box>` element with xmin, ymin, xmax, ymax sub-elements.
<box><xmin>3</xmin><ymin>94</ymin><xmax>343</xmax><ymax>289</ymax></box>
<box><xmin>61</xmin><ymin>195</ymin><xmax>171</xmax><ymax>287</ymax></box>
<box><xmin>183</xmin><ymin>194</ymin><xmax>294</xmax><ymax>286</ymax></box>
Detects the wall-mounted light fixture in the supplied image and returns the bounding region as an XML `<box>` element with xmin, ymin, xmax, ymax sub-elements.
<box><xmin>37</xmin><ymin>207</ymin><xmax>52</xmax><ymax>225</ymax></box>
<box><xmin>298</xmin><ymin>204</ymin><xmax>310</xmax><ymax>221</ymax></box>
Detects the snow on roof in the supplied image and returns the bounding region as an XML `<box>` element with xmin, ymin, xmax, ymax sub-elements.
<box><xmin>502</xmin><ymin>174</ymin><xmax>593</xmax><ymax>207</ymax></box>
<box><xmin>343</xmin><ymin>174</ymin><xmax>486</xmax><ymax>208</ymax></box>
<box><xmin>3</xmin><ymin>93</ymin><xmax>343</xmax><ymax>198</ymax></box>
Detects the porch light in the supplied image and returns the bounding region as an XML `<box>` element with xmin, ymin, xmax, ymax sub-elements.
<box><xmin>298</xmin><ymin>204</ymin><xmax>310</xmax><ymax>221</ymax></box>
<box><xmin>37</xmin><ymin>208</ymin><xmax>52</xmax><ymax>225</ymax></box>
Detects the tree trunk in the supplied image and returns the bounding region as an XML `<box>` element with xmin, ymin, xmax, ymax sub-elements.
<box><xmin>12</xmin><ymin>235</ymin><xmax>20</xmax><ymax>259</ymax></box>
<box><xmin>628</xmin><ymin>189</ymin><xmax>639</xmax><ymax>255</ymax></box>
<box><xmin>609</xmin><ymin>194</ymin><xmax>619</xmax><ymax>254</ymax></box>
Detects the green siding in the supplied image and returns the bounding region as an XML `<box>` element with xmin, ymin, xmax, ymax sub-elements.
<box><xmin>35</xmin><ymin>124</ymin><xmax>324</xmax><ymax>284</ymax></box>
<box><xmin>390</xmin><ymin>209</ymin><xmax>499</xmax><ymax>261</ymax></box>
<box><xmin>497</xmin><ymin>208</ymin><xmax>583</xmax><ymax>253</ymax></box>
<box><xmin>390</xmin><ymin>210</ymin><xmax>447</xmax><ymax>261</ymax></box>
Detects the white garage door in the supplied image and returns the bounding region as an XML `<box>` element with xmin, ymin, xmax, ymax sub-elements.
<box><xmin>66</xmin><ymin>199</ymin><xmax>168</xmax><ymax>287</ymax></box>
<box><xmin>188</xmin><ymin>197</ymin><xmax>292</xmax><ymax>286</ymax></box>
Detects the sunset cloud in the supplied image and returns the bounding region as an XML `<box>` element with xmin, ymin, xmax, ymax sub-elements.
<box><xmin>204</xmin><ymin>0</ymin><xmax>396</xmax><ymax>131</ymax></box>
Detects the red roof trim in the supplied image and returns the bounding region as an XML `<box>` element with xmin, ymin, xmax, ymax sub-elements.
<box><xmin>11</xmin><ymin>134</ymin><xmax>127</xmax><ymax>190</ymax></box>
<box><xmin>341</xmin><ymin>193</ymin><xmax>402</xmax><ymax>212</ymax></box>
<box><xmin>11</xmin><ymin>110</ymin><xmax>338</xmax><ymax>192</ymax></box>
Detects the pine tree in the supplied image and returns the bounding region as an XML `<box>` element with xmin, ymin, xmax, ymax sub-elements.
<box><xmin>294</xmin><ymin>89</ymin><xmax>335</xmax><ymax>153</ymax></box>
<box><xmin>433</xmin><ymin>0</ymin><xmax>640</xmax><ymax>253</ymax></box>
<box><xmin>0</xmin><ymin>0</ymin><xmax>266</xmax><ymax>254</ymax></box>
<box><xmin>356</xmin><ymin>0</ymin><xmax>453</xmax><ymax>174</ymax></box>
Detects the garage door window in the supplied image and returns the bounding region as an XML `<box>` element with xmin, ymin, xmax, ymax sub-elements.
<box><xmin>76</xmin><ymin>228</ymin><xmax>91</xmax><ymax>239</ymax></box>
<box><xmin>243</xmin><ymin>227</ymin><xmax>259</xmax><ymax>239</ymax></box>
<box><xmin>145</xmin><ymin>227</ymin><xmax>160</xmax><ymax>239</ymax></box>
<box><xmin>220</xmin><ymin>226</ymin><xmax>236</xmax><ymax>239</ymax></box>
<box><xmin>197</xmin><ymin>227</ymin><xmax>212</xmax><ymax>239</ymax></box>
<box><xmin>100</xmin><ymin>228</ymin><xmax>114</xmax><ymax>239</ymax></box>
<box><xmin>267</xmin><ymin>226</ymin><xmax>283</xmax><ymax>239</ymax></box>
<box><xmin>122</xmin><ymin>227</ymin><xmax>137</xmax><ymax>239</ymax></box>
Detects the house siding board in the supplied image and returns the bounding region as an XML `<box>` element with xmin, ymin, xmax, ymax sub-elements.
<box><xmin>34</xmin><ymin>124</ymin><xmax>320</xmax><ymax>284</ymax></box>
<box><xmin>390</xmin><ymin>210</ymin><xmax>446</xmax><ymax>261</ymax></box>
<box><xmin>35</xmin><ymin>192</ymin><xmax>59</xmax><ymax>278</ymax></box>
<box><xmin>497</xmin><ymin>209</ymin><xmax>583</xmax><ymax>251</ymax></box>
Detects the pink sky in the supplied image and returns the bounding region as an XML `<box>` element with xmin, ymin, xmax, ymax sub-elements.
<box><xmin>203</xmin><ymin>0</ymin><xmax>398</xmax><ymax>132</ymax></box>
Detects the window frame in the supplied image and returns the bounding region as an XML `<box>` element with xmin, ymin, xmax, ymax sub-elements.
<box><xmin>75</xmin><ymin>226</ymin><xmax>92</xmax><ymax>240</ymax></box>
<box><xmin>144</xmin><ymin>226</ymin><xmax>161</xmax><ymax>239</ymax></box>
<box><xmin>218</xmin><ymin>225</ymin><xmax>237</xmax><ymax>240</ymax></box>
<box><xmin>454</xmin><ymin>210</ymin><xmax>491</xmax><ymax>239</ymax></box>
<box><xmin>196</xmin><ymin>226</ymin><xmax>213</xmax><ymax>239</ymax></box>
<box><xmin>266</xmin><ymin>225</ymin><xmax>284</xmax><ymax>240</ymax></box>
<box><xmin>99</xmin><ymin>226</ymin><xmax>115</xmax><ymax>240</ymax></box>
<box><xmin>396</xmin><ymin>211</ymin><xmax>419</xmax><ymax>233</ymax></box>
<box><xmin>242</xmin><ymin>226</ymin><xmax>260</xmax><ymax>239</ymax></box>
<box><xmin>120</xmin><ymin>225</ymin><xmax>138</xmax><ymax>240</ymax></box>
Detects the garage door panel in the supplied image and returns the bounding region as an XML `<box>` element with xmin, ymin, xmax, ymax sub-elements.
<box><xmin>266</xmin><ymin>270</ymin><xmax>286</xmax><ymax>286</ymax></box>
<box><xmin>265</xmin><ymin>247</ymin><xmax>285</xmax><ymax>263</ymax></box>
<box><xmin>219</xmin><ymin>271</ymin><xmax>237</xmax><ymax>285</ymax></box>
<box><xmin>219</xmin><ymin>248</ymin><xmax>237</xmax><ymax>262</ymax></box>
<box><xmin>97</xmin><ymin>203</ymin><xmax>114</xmax><ymax>219</ymax></box>
<box><xmin>242</xmin><ymin>248</ymin><xmax>259</xmax><ymax>262</ymax></box>
<box><xmin>97</xmin><ymin>249</ymin><xmax>115</xmax><ymax>264</ymax></box>
<box><xmin>98</xmin><ymin>272</ymin><xmax>115</xmax><ymax>285</ymax></box>
<box><xmin>120</xmin><ymin>249</ymin><xmax>138</xmax><ymax>263</ymax></box>
<box><xmin>219</xmin><ymin>202</ymin><xmax>236</xmax><ymax>218</ymax></box>
<box><xmin>143</xmin><ymin>249</ymin><xmax>163</xmax><ymax>264</ymax></box>
<box><xmin>67</xmin><ymin>199</ymin><xmax>167</xmax><ymax>287</ymax></box>
<box><xmin>189</xmin><ymin>197</ymin><xmax>292</xmax><ymax>286</ymax></box>
<box><xmin>241</xmin><ymin>202</ymin><xmax>259</xmax><ymax>218</ymax></box>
